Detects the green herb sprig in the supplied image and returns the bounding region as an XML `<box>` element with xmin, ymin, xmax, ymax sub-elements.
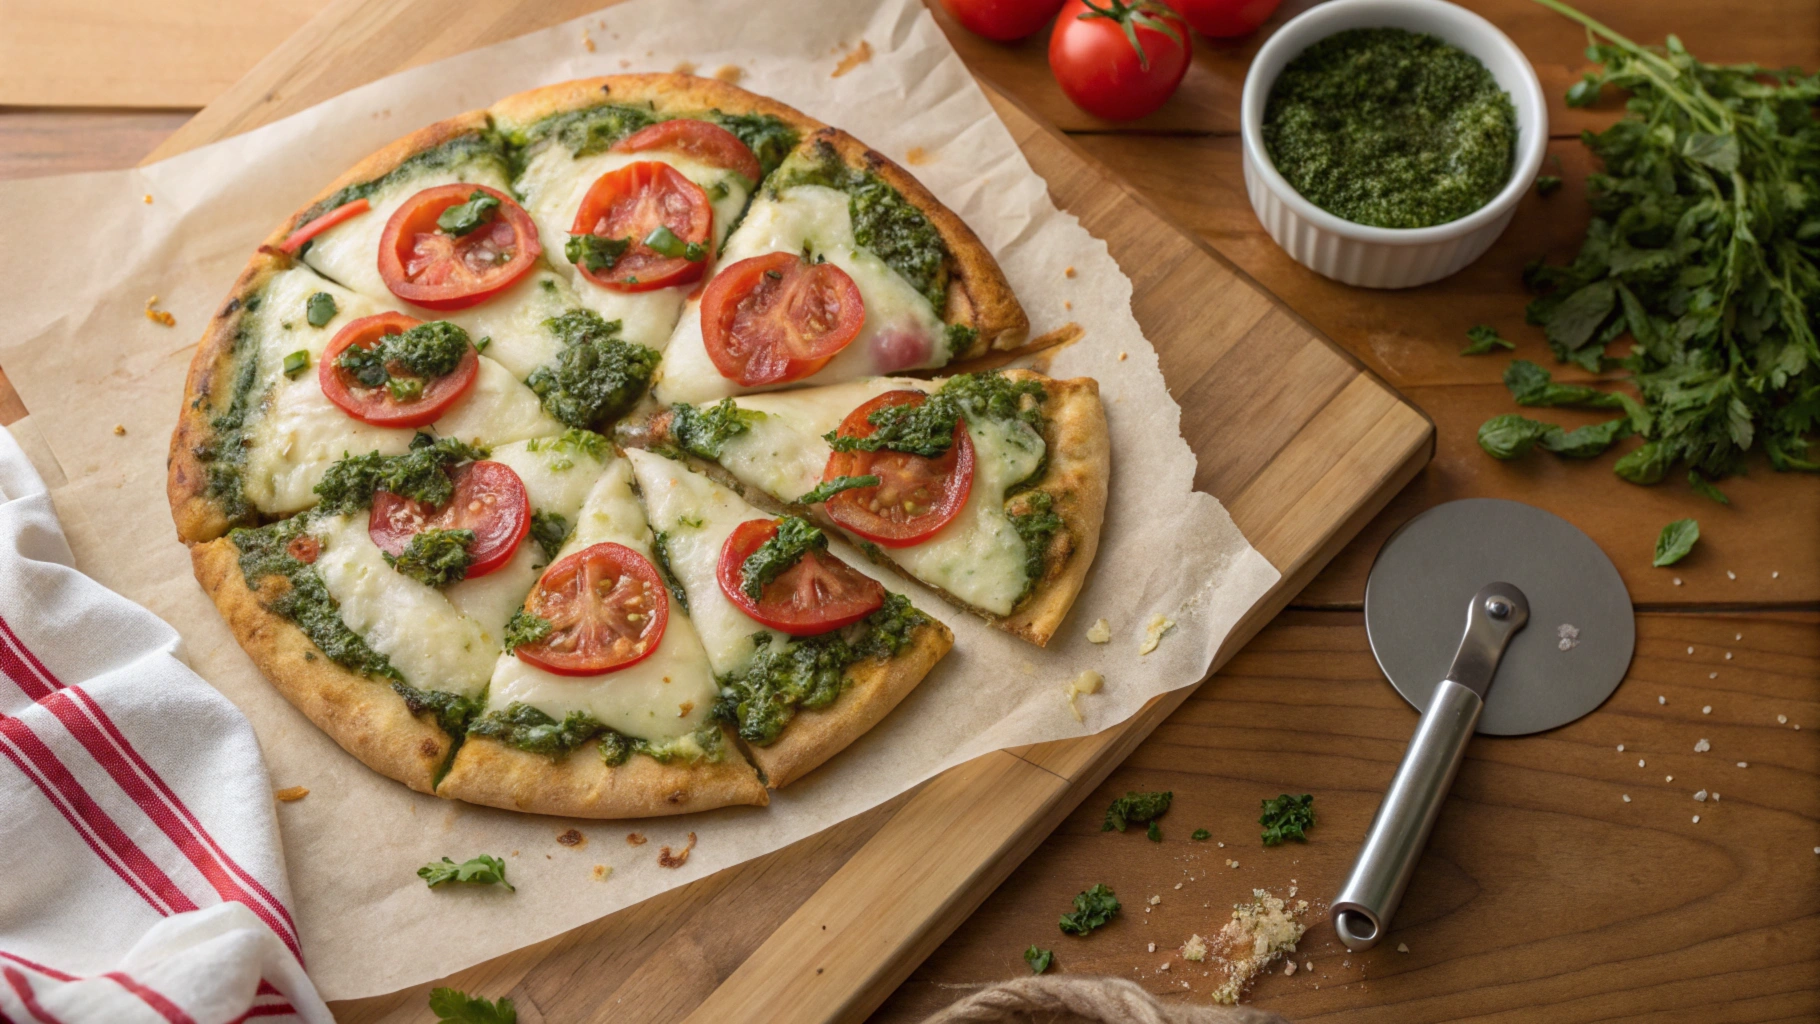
<box><xmin>418</xmin><ymin>854</ymin><xmax>515</xmax><ymax>891</ymax></box>
<box><xmin>429</xmin><ymin>987</ymin><xmax>516</xmax><ymax>1024</ymax></box>
<box><xmin>1260</xmin><ymin>794</ymin><xmax>1315</xmax><ymax>846</ymax></box>
<box><xmin>1057</xmin><ymin>883</ymin><xmax>1120</xmax><ymax>936</ymax></box>
<box><xmin>1652</xmin><ymin>518</ymin><xmax>1700</xmax><ymax>566</ymax></box>
<box><xmin>1024</xmin><ymin>945</ymin><xmax>1054</xmax><ymax>973</ymax></box>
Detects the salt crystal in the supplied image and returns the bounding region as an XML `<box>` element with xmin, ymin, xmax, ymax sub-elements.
<box><xmin>1778</xmin><ymin>715</ymin><xmax>1788</xmax><ymax>724</ymax></box>
<box><xmin>1695</xmin><ymin>738</ymin><xmax>1710</xmax><ymax>752</ymax></box>
<box><xmin>1622</xmin><ymin>794</ymin><xmax>1631</xmax><ymax>803</ymax></box>
<box><xmin>1148</xmin><ymin>942</ymin><xmax>1157</xmax><ymax>953</ymax></box>
<box><xmin>1725</xmin><ymin>652</ymin><xmax>1733</xmax><ymax>660</ymax></box>
<box><xmin>1617</xmin><ymin>744</ymin><xmax>1625</xmax><ymax>752</ymax></box>
<box><xmin>1692</xmin><ymin>814</ymin><xmax>1701</xmax><ymax>823</ymax></box>
<box><xmin>1159</xmin><ymin>962</ymin><xmax>1171</xmax><ymax>972</ymax></box>
<box><xmin>1557</xmin><ymin>624</ymin><xmax>1580</xmax><ymax>651</ymax></box>
<box><xmin>1148</xmin><ymin>895</ymin><xmax>1161</xmax><ymax>906</ymax></box>
<box><xmin>1658</xmin><ymin>696</ymin><xmax>1667</xmax><ymax>705</ymax></box>
<box><xmin>1727</xmin><ymin>570</ymin><xmax>1737</xmax><ymax>580</ymax></box>
<box><xmin>1638</xmin><ymin>759</ymin><xmax>1646</xmax><ymax>767</ymax></box>
<box><xmin>1712</xmin><ymin>793</ymin><xmax>1720</xmax><ymax>801</ymax></box>
<box><xmin>1708</xmin><ymin>672</ymin><xmax>1718</xmax><ymax>680</ymax></box>
<box><xmin>1703</xmin><ymin>705</ymin><xmax>1713</xmax><ymax>714</ymax></box>
<box><xmin>1396</xmin><ymin>943</ymin><xmax>1409</xmax><ymax>953</ymax></box>
<box><xmin>1734</xmin><ymin>633</ymin><xmax>1742</xmax><ymax>641</ymax></box>
<box><xmin>1737</xmin><ymin>762</ymin><xmax>1748</xmax><ymax>768</ymax></box>
<box><xmin>1666</xmin><ymin>775</ymin><xmax>1674</xmax><ymax>782</ymax></box>
<box><xmin>1773</xmin><ymin>571</ymin><xmax>1780</xmax><ymax>579</ymax></box>
<box><xmin>1694</xmin><ymin>790</ymin><xmax>1708</xmax><ymax>802</ymax></box>
<box><xmin>1673</xmin><ymin>577</ymin><xmax>1683</xmax><ymax>586</ymax></box>
<box><xmin>1686</xmin><ymin>646</ymin><xmax>1695</xmax><ymax>655</ymax></box>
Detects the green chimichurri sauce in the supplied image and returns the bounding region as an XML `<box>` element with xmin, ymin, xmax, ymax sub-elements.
<box><xmin>1263</xmin><ymin>28</ymin><xmax>1517</xmax><ymax>229</ymax></box>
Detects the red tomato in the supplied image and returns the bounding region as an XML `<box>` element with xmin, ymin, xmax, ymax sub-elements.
<box><xmin>939</xmin><ymin>0</ymin><xmax>1067</xmax><ymax>42</ymax></box>
<box><xmin>281</xmin><ymin>198</ymin><xmax>370</xmax><ymax>254</ymax></box>
<box><xmin>377</xmin><ymin>184</ymin><xmax>540</xmax><ymax>311</ymax></box>
<box><xmin>717</xmin><ymin>519</ymin><xmax>886</xmax><ymax>636</ymax></box>
<box><xmin>1048</xmin><ymin>0</ymin><xmax>1191</xmax><ymax>121</ymax></box>
<box><xmin>368</xmin><ymin>461</ymin><xmax>530</xmax><ymax>581</ymax></box>
<box><xmin>286</xmin><ymin>535</ymin><xmax>321</xmax><ymax>564</ymax></box>
<box><xmin>514</xmin><ymin>543</ymin><xmax>669</xmax><ymax>676</ymax></box>
<box><xmin>701</xmin><ymin>252</ymin><xmax>865</xmax><ymax>387</ymax></box>
<box><xmin>1162</xmin><ymin>0</ymin><xmax>1279</xmax><ymax>38</ymax></box>
<box><xmin>570</xmin><ymin>162</ymin><xmax>713</xmax><ymax>293</ymax></box>
<box><xmin>318</xmin><ymin>312</ymin><xmax>478</xmax><ymax>428</ymax></box>
<box><xmin>822</xmin><ymin>391</ymin><xmax>975</xmax><ymax>548</ymax></box>
<box><xmin>613</xmin><ymin>119</ymin><xmax>763</xmax><ymax>186</ymax></box>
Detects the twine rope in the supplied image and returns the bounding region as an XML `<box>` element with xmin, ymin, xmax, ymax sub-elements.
<box><xmin>920</xmin><ymin>976</ymin><xmax>1289</xmax><ymax>1024</ymax></box>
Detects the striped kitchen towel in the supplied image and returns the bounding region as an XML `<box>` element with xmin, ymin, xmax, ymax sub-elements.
<box><xmin>0</xmin><ymin>425</ymin><xmax>329</xmax><ymax>1023</ymax></box>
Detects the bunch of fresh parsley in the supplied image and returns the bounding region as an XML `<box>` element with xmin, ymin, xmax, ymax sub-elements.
<box><xmin>1482</xmin><ymin>0</ymin><xmax>1819</xmax><ymax>501</ymax></box>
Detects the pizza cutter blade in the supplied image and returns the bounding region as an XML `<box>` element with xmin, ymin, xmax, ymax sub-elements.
<box><xmin>1330</xmin><ymin>499</ymin><xmax>1634</xmax><ymax>952</ymax></box>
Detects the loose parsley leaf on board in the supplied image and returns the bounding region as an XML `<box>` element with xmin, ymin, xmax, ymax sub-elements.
<box><xmin>1477</xmin><ymin>414</ymin><xmax>1562</xmax><ymax>460</ymax></box>
<box><xmin>1057</xmin><ymin>883</ymin><xmax>1120</xmax><ymax>936</ymax></box>
<box><xmin>1102</xmin><ymin>791</ymin><xmax>1172</xmax><ymax>833</ymax></box>
<box><xmin>1191</xmin><ymin>829</ymin><xmax>1212</xmax><ymax>841</ymax></box>
<box><xmin>436</xmin><ymin>190</ymin><xmax>500</xmax><ymax>236</ymax></box>
<box><xmin>1463</xmin><ymin>325</ymin><xmax>1515</xmax><ymax>355</ymax></box>
<box><xmin>1024</xmin><ymin>945</ymin><xmax>1054</xmax><ymax>974</ymax></box>
<box><xmin>428</xmin><ymin>987</ymin><xmax>517</xmax><ymax>1024</ymax></box>
<box><xmin>1535</xmin><ymin>175</ymin><xmax>1563</xmax><ymax>197</ymax></box>
<box><xmin>1687</xmin><ymin>471</ymin><xmax>1730</xmax><ymax>505</ymax></box>
<box><xmin>796</xmin><ymin>475</ymin><xmax>881</xmax><ymax>504</ymax></box>
<box><xmin>1538</xmin><ymin>417</ymin><xmax>1633</xmax><ymax>458</ymax></box>
<box><xmin>305</xmin><ymin>291</ymin><xmax>338</xmax><ymax>328</ymax></box>
<box><xmin>1146</xmin><ymin>820</ymin><xmax>1163</xmax><ymax>843</ymax></box>
<box><xmin>1652</xmin><ymin>518</ymin><xmax>1700</xmax><ymax>567</ymax></box>
<box><xmin>1260</xmin><ymin>793</ymin><xmax>1316</xmax><ymax>846</ymax></box>
<box><xmin>739</xmin><ymin>517</ymin><xmax>826</xmax><ymax>600</ymax></box>
<box><xmin>418</xmin><ymin>854</ymin><xmax>515</xmax><ymax>892</ymax></box>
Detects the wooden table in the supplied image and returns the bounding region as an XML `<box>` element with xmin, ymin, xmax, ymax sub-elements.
<box><xmin>2</xmin><ymin>1</ymin><xmax>1814</xmax><ymax>1020</ymax></box>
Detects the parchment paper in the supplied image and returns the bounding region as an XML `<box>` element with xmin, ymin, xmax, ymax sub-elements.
<box><xmin>0</xmin><ymin>0</ymin><xmax>1279</xmax><ymax>998</ymax></box>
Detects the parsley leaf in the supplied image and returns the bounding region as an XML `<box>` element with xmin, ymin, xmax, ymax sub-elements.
<box><xmin>428</xmin><ymin>987</ymin><xmax>516</xmax><ymax>1024</ymax></box>
<box><xmin>305</xmin><ymin>291</ymin><xmax>338</xmax><ymax>328</ymax></box>
<box><xmin>1057</xmin><ymin>883</ymin><xmax>1120</xmax><ymax>936</ymax></box>
<box><xmin>503</xmin><ymin>610</ymin><xmax>552</xmax><ymax>652</ymax></box>
<box><xmin>565</xmin><ymin>233</ymin><xmax>631</xmax><ymax>273</ymax></box>
<box><xmin>796</xmin><ymin>475</ymin><xmax>880</xmax><ymax>504</ymax></box>
<box><xmin>740</xmin><ymin>517</ymin><xmax>826</xmax><ymax>600</ymax></box>
<box><xmin>436</xmin><ymin>190</ymin><xmax>500</xmax><ymax>236</ymax></box>
<box><xmin>1024</xmin><ymin>945</ymin><xmax>1054</xmax><ymax>974</ymax></box>
<box><xmin>1652</xmin><ymin>518</ymin><xmax>1700</xmax><ymax>567</ymax></box>
<box><xmin>1146</xmin><ymin>820</ymin><xmax>1163</xmax><ymax>842</ymax></box>
<box><xmin>1102</xmin><ymin>790</ymin><xmax>1172</xmax><ymax>833</ymax></box>
<box><xmin>529</xmin><ymin>510</ymin><xmax>571</xmax><ymax>562</ymax></box>
<box><xmin>525</xmin><ymin>310</ymin><xmax>660</xmax><ymax>429</ymax></box>
<box><xmin>1538</xmin><ymin>417</ymin><xmax>1633</xmax><ymax>458</ymax></box>
<box><xmin>384</xmin><ymin>527</ymin><xmax>474</xmax><ymax>587</ymax></box>
<box><xmin>1191</xmin><ymin>829</ymin><xmax>1212</xmax><ymax>841</ymax></box>
<box><xmin>1463</xmin><ymin>325</ymin><xmax>1514</xmax><ymax>355</ymax></box>
<box><xmin>418</xmin><ymin>854</ymin><xmax>515</xmax><ymax>891</ymax></box>
<box><xmin>1534</xmin><ymin>174</ymin><xmax>1563</xmax><ymax>197</ymax></box>
<box><xmin>1477</xmin><ymin>414</ymin><xmax>1561</xmax><ymax>460</ymax></box>
<box><xmin>1688</xmin><ymin>471</ymin><xmax>1730</xmax><ymax>505</ymax></box>
<box><xmin>314</xmin><ymin>436</ymin><xmax>487</xmax><ymax>514</ymax></box>
<box><xmin>334</xmin><ymin>319</ymin><xmax>471</xmax><ymax>393</ymax></box>
<box><xmin>1260</xmin><ymin>793</ymin><xmax>1315</xmax><ymax>846</ymax></box>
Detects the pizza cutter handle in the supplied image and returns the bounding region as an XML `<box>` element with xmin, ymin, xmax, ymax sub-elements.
<box><xmin>1330</xmin><ymin>678</ymin><xmax>1482</xmax><ymax>952</ymax></box>
<box><xmin>1330</xmin><ymin>582</ymin><xmax>1529</xmax><ymax>952</ymax></box>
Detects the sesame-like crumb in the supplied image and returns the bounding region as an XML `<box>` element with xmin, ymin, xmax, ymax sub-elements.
<box><xmin>1139</xmin><ymin>614</ymin><xmax>1175</xmax><ymax>655</ymax></box>
<box><xmin>1065</xmin><ymin>266</ymin><xmax>1077</xmax><ymax>278</ymax></box>
<box><xmin>144</xmin><ymin>297</ymin><xmax>175</xmax><ymax>327</ymax></box>
<box><xmin>1695</xmin><ymin>738</ymin><xmax>1710</xmax><ymax>753</ymax></box>
<box><xmin>832</xmin><ymin>40</ymin><xmax>873</xmax><ymax>77</ymax></box>
<box><xmin>274</xmin><ymin>786</ymin><xmax>309</xmax><ymax>802</ymax></box>
<box><xmin>1673</xmin><ymin>577</ymin><xmax>1683</xmax><ymax>586</ymax></box>
<box><xmin>1659</xmin><ymin>696</ymin><xmax>1667</xmax><ymax>704</ymax></box>
<box><xmin>143</xmin><ymin>194</ymin><xmax>154</xmax><ymax>204</ymax></box>
<box><xmin>713</xmin><ymin>65</ymin><xmax>744</xmax><ymax>83</ymax></box>
<box><xmin>581</xmin><ymin>30</ymin><xmax>595</xmax><ymax>51</ymax></box>
<box><xmin>1703</xmin><ymin>705</ymin><xmax>1713</xmax><ymax>714</ymax></box>
<box><xmin>1622</xmin><ymin>794</ymin><xmax>1630</xmax><ymax>802</ymax></box>
<box><xmin>591</xmin><ymin>864</ymin><xmax>611</xmax><ymax>881</ymax></box>
<box><xmin>113</xmin><ymin>424</ymin><xmax>126</xmax><ymax>436</ymax></box>
<box><xmin>626</xmin><ymin>832</ymin><xmax>648</xmax><ymax>846</ymax></box>
<box><xmin>905</xmin><ymin>146</ymin><xmax>931</xmax><ymax>166</ymax></box>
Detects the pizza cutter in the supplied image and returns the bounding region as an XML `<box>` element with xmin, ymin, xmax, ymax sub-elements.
<box><xmin>1330</xmin><ymin>499</ymin><xmax>1634</xmax><ymax>952</ymax></box>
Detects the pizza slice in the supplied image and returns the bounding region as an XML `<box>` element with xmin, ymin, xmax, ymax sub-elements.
<box><xmin>648</xmin><ymin>369</ymin><xmax>1108</xmax><ymax>646</ymax></box>
<box><xmin>441</xmin><ymin>452</ymin><xmax>766</xmax><ymax>816</ymax></box>
<box><xmin>491</xmin><ymin>75</ymin><xmax>816</xmax><ymax>353</ymax></box>
<box><xmin>623</xmin><ymin>447</ymin><xmax>952</xmax><ymax>787</ymax></box>
<box><xmin>653</xmin><ymin>127</ymin><xmax>1030</xmax><ymax>406</ymax></box>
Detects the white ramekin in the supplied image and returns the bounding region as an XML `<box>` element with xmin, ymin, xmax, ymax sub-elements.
<box><xmin>1240</xmin><ymin>0</ymin><xmax>1548</xmax><ymax>289</ymax></box>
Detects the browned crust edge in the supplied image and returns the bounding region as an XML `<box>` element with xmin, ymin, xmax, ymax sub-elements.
<box><xmin>488</xmin><ymin>73</ymin><xmax>825</xmax><ymax>140</ymax></box>
<box><xmin>805</xmin><ymin>128</ymin><xmax>1030</xmax><ymax>356</ymax></box>
<box><xmin>994</xmin><ymin>371</ymin><xmax>1109</xmax><ymax>647</ymax></box>
<box><xmin>439</xmin><ymin>726</ymin><xmax>768</xmax><ymax>819</ymax></box>
<box><xmin>747</xmin><ymin>618</ymin><xmax>954</xmax><ymax>789</ymax></box>
<box><xmin>190</xmin><ymin>537</ymin><xmax>449</xmax><ymax>793</ymax></box>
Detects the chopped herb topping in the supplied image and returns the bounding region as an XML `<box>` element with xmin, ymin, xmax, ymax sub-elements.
<box><xmin>1260</xmin><ymin>793</ymin><xmax>1315</xmax><ymax>846</ymax></box>
<box><xmin>944</xmin><ymin>323</ymin><xmax>979</xmax><ymax>359</ymax></box>
<box><xmin>418</xmin><ymin>854</ymin><xmax>514</xmax><ymax>892</ymax></box>
<box><xmin>1147</xmin><ymin>820</ymin><xmax>1163</xmax><ymax>842</ymax></box>
<box><xmin>650</xmin><ymin>532</ymin><xmax>690</xmax><ymax>613</ymax></box>
<box><xmin>525</xmin><ymin>310</ymin><xmax>660</xmax><ymax>429</ymax></box>
<box><xmin>642</xmin><ymin>225</ymin><xmax>706</xmax><ymax>261</ymax></box>
<box><xmin>1057</xmin><ymin>883</ymin><xmax>1120</xmax><ymax>936</ymax></box>
<box><xmin>436</xmin><ymin>190</ymin><xmax>499</xmax><ymax>236</ymax></box>
<box><xmin>1009</xmin><ymin>491</ymin><xmax>1063</xmax><ymax>596</ymax></box>
<box><xmin>384</xmin><ymin>527</ymin><xmax>474</xmax><ymax>587</ymax></box>
<box><xmin>740</xmin><ymin>516</ymin><xmax>826</xmax><ymax>600</ymax></box>
<box><xmin>706</xmin><ymin>110</ymin><xmax>799</xmax><ymax>177</ymax></box>
<box><xmin>313</xmin><ymin>436</ymin><xmax>487</xmax><ymax>515</ymax></box>
<box><xmin>772</xmin><ymin>142</ymin><xmax>950</xmax><ymax>308</ymax></box>
<box><xmin>502</xmin><ymin>609</ymin><xmax>552</xmax><ymax>652</ymax></box>
<box><xmin>282</xmin><ymin>350</ymin><xmax>310</xmax><ymax>378</ymax></box>
<box><xmin>295</xmin><ymin>131</ymin><xmax>508</xmax><ymax>230</ymax></box>
<box><xmin>305</xmin><ymin>291</ymin><xmax>338</xmax><ymax>328</ymax></box>
<box><xmin>796</xmin><ymin>475</ymin><xmax>880</xmax><ymax>504</ymax></box>
<box><xmin>391</xmin><ymin>681</ymin><xmax>482</xmax><ymax>740</ymax></box>
<box><xmin>334</xmin><ymin>319</ymin><xmax>472</xmax><ymax>396</ymax></box>
<box><xmin>668</xmin><ymin>398</ymin><xmax>761</xmax><ymax>459</ymax></box>
<box><xmin>511</xmin><ymin>103</ymin><xmax>656</xmax><ymax>161</ymax></box>
<box><xmin>565</xmin><ymin>233</ymin><xmax>630</xmax><ymax>273</ymax></box>
<box><xmin>469</xmin><ymin>702</ymin><xmax>603</xmax><ymax>759</ymax></box>
<box><xmin>528</xmin><ymin>510</ymin><xmax>570</xmax><ymax>562</ymax></box>
<box><xmin>1103</xmin><ymin>790</ymin><xmax>1172</xmax><ymax>833</ymax></box>
<box><xmin>230</xmin><ymin>517</ymin><xmax>397</xmax><ymax>681</ymax></box>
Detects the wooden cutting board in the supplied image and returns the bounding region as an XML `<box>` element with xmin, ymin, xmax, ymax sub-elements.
<box><xmin>136</xmin><ymin>0</ymin><xmax>1432</xmax><ymax>1018</ymax></box>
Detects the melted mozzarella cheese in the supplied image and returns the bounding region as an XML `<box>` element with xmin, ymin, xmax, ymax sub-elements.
<box><xmin>654</xmin><ymin>185</ymin><xmax>947</xmax><ymax>405</ymax></box>
<box><xmin>482</xmin><ymin>458</ymin><xmax>720</xmax><ymax>743</ymax></box>
<box><xmin>515</xmin><ymin>145</ymin><xmax>753</xmax><ymax>350</ymax></box>
<box><xmin>687</xmin><ymin>379</ymin><xmax>1046</xmax><ymax>615</ymax></box>
<box><xmin>438</xmin><ymin>269</ymin><xmax>569</xmax><ymax>380</ymax></box>
<box><xmin>714</xmin><ymin>378</ymin><xmax>935</xmax><ymax>502</ymax></box>
<box><xmin>309</xmin><ymin>514</ymin><xmax>498</xmax><ymax>696</ymax></box>
<box><xmin>623</xmin><ymin>448</ymin><xmax>786</xmax><ymax>676</ymax></box>
<box><xmin>240</xmin><ymin>354</ymin><xmax>562</xmax><ymax>515</ymax></box>
<box><xmin>301</xmin><ymin>156</ymin><xmax>513</xmax><ymax>303</ymax></box>
<box><xmin>443</xmin><ymin>542</ymin><xmax>542</xmax><ymax>636</ymax></box>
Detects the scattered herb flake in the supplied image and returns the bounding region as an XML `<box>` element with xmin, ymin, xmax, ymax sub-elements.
<box><xmin>418</xmin><ymin>854</ymin><xmax>515</xmax><ymax>892</ymax></box>
<box><xmin>1260</xmin><ymin>793</ymin><xmax>1315</xmax><ymax>846</ymax></box>
<box><xmin>1463</xmin><ymin>325</ymin><xmax>1515</xmax><ymax>355</ymax></box>
<box><xmin>1058</xmin><ymin>883</ymin><xmax>1120</xmax><ymax>936</ymax></box>
<box><xmin>796</xmin><ymin>474</ymin><xmax>880</xmax><ymax>504</ymax></box>
<box><xmin>1102</xmin><ymin>790</ymin><xmax>1172</xmax><ymax>833</ymax></box>
<box><xmin>1146</xmin><ymin>820</ymin><xmax>1163</xmax><ymax>843</ymax></box>
<box><xmin>305</xmin><ymin>291</ymin><xmax>338</xmax><ymax>328</ymax></box>
<box><xmin>1024</xmin><ymin>945</ymin><xmax>1054</xmax><ymax>974</ymax></box>
<box><xmin>1191</xmin><ymin>829</ymin><xmax>1212</xmax><ymax>841</ymax></box>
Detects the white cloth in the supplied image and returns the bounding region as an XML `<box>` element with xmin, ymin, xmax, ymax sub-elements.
<box><xmin>0</xmin><ymin>425</ymin><xmax>330</xmax><ymax>1024</ymax></box>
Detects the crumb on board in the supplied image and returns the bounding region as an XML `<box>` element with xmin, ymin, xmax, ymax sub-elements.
<box><xmin>905</xmin><ymin>146</ymin><xmax>932</xmax><ymax>166</ymax></box>
<box><xmin>1397</xmin><ymin>942</ymin><xmax>1409</xmax><ymax>953</ymax></box>
<box><xmin>713</xmin><ymin>64</ymin><xmax>744</xmax><ymax>83</ymax></box>
<box><xmin>673</xmin><ymin>60</ymin><xmax>697</xmax><ymax>75</ymax></box>
<box><xmin>1695</xmin><ymin>738</ymin><xmax>1710</xmax><ymax>752</ymax></box>
<box><xmin>658</xmin><ymin>832</ymin><xmax>698</xmax><ymax>868</ymax></box>
<box><xmin>142</xmin><ymin>194</ymin><xmax>153</xmax><ymax>204</ymax></box>
<box><xmin>1186</xmin><ymin>890</ymin><xmax>1308</xmax><ymax>1005</ymax></box>
<box><xmin>626</xmin><ymin>832</ymin><xmax>648</xmax><ymax>846</ymax></box>
<box><xmin>1064</xmin><ymin>669</ymin><xmax>1104</xmax><ymax>722</ymax></box>
<box><xmin>113</xmin><ymin>424</ymin><xmax>126</xmax><ymax>436</ymax></box>
<box><xmin>1064</xmin><ymin>300</ymin><xmax>1072</xmax><ymax>311</ymax></box>
<box><xmin>620</xmin><ymin>59</ymin><xmax>631</xmax><ymax>68</ymax></box>
<box><xmin>1065</xmin><ymin>266</ymin><xmax>1076</xmax><ymax>278</ymax></box>
<box><xmin>558</xmin><ymin>828</ymin><xmax>586</xmax><ymax>847</ymax></box>
<box><xmin>1118</xmin><ymin>351</ymin><xmax>1128</xmax><ymax>361</ymax></box>
<box><xmin>1139</xmin><ymin>614</ymin><xmax>1176</xmax><ymax>656</ymax></box>
<box><xmin>145</xmin><ymin>297</ymin><xmax>175</xmax><ymax>327</ymax></box>
<box><xmin>591</xmin><ymin>864</ymin><xmax>611</xmax><ymax>881</ymax></box>
<box><xmin>273</xmin><ymin>786</ymin><xmax>309</xmax><ymax>803</ymax></box>
<box><xmin>581</xmin><ymin>30</ymin><xmax>594</xmax><ymax>52</ymax></box>
<box><xmin>832</xmin><ymin>40</ymin><xmax>872</xmax><ymax>77</ymax></box>
<box><xmin>1086</xmin><ymin>618</ymin><xmax>1111</xmax><ymax>644</ymax></box>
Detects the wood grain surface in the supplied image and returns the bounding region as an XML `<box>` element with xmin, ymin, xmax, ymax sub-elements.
<box><xmin>1</xmin><ymin>1</ymin><xmax>1815</xmax><ymax>1021</ymax></box>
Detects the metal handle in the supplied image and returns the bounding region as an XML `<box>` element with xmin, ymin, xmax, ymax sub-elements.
<box><xmin>1331</xmin><ymin>582</ymin><xmax>1529</xmax><ymax>951</ymax></box>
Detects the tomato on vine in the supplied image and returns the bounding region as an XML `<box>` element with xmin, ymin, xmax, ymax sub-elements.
<box><xmin>1048</xmin><ymin>0</ymin><xmax>1191</xmax><ymax>121</ymax></box>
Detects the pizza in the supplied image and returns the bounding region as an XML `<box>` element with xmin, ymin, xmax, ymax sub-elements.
<box><xmin>167</xmin><ymin>73</ymin><xmax>1109</xmax><ymax>818</ymax></box>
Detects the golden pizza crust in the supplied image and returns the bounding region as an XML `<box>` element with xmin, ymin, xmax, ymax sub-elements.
<box><xmin>190</xmin><ymin>538</ymin><xmax>450</xmax><ymax>793</ymax></box>
<box><xmin>797</xmin><ymin>128</ymin><xmax>1030</xmax><ymax>357</ymax></box>
<box><xmin>746</xmin><ymin>618</ymin><xmax>954</xmax><ymax>788</ymax></box>
<box><xmin>439</xmin><ymin>727</ymin><xmax>768</xmax><ymax>818</ymax></box>
<box><xmin>488</xmin><ymin>73</ymin><xmax>824</xmax><ymax>140</ymax></box>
